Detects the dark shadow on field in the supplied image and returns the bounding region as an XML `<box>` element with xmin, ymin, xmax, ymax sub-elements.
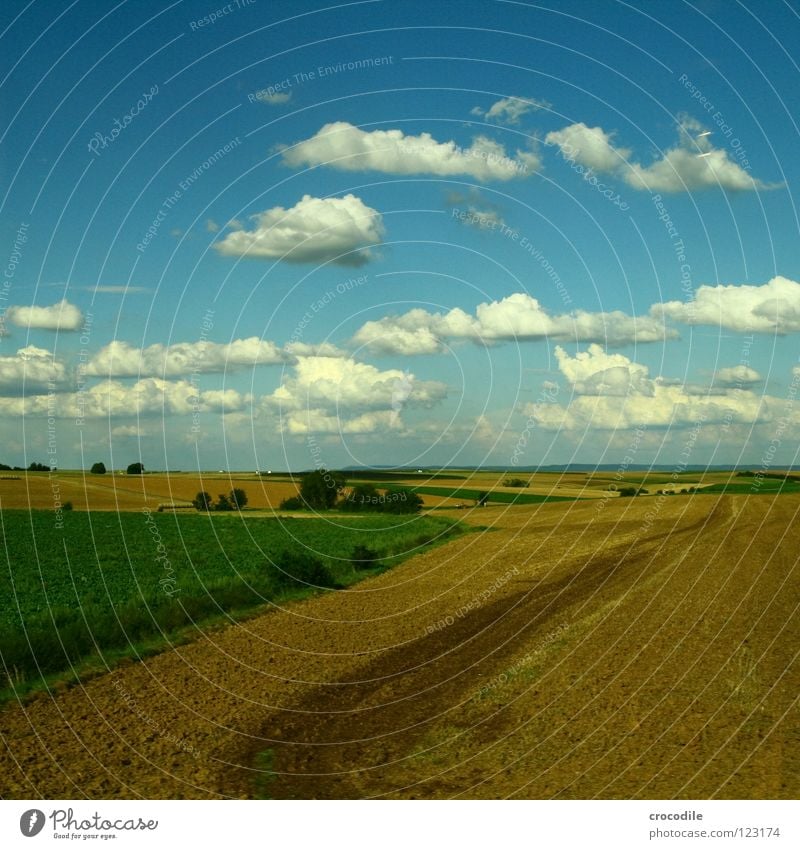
<box><xmin>238</xmin><ymin>504</ymin><xmax>726</xmax><ymax>799</ymax></box>
<box><xmin>241</xmin><ymin>510</ymin><xmax>709</xmax><ymax>799</ymax></box>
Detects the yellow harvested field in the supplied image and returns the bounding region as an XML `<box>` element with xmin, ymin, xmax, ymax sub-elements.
<box><xmin>0</xmin><ymin>473</ymin><xmax>299</xmax><ymax>511</ymax></box>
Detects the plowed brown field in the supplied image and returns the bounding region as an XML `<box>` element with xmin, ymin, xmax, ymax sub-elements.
<box><xmin>1</xmin><ymin>495</ymin><xmax>798</xmax><ymax>799</ymax></box>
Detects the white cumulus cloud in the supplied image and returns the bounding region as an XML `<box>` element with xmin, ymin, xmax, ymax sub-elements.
<box><xmin>353</xmin><ymin>293</ymin><xmax>675</xmax><ymax>355</ymax></box>
<box><xmin>281</xmin><ymin>121</ymin><xmax>538</xmax><ymax>181</ymax></box>
<box><xmin>546</xmin><ymin>117</ymin><xmax>777</xmax><ymax>193</ymax></box>
<box><xmin>264</xmin><ymin>356</ymin><xmax>447</xmax><ymax>434</ymax></box>
<box><xmin>6</xmin><ymin>299</ymin><xmax>83</xmax><ymax>331</ymax></box>
<box><xmin>214</xmin><ymin>194</ymin><xmax>384</xmax><ymax>266</ymax></box>
<box><xmin>0</xmin><ymin>346</ymin><xmax>68</xmax><ymax>393</ymax></box>
<box><xmin>546</xmin><ymin>122</ymin><xmax>630</xmax><ymax>172</ymax></box>
<box><xmin>0</xmin><ymin>378</ymin><xmax>251</xmax><ymax>419</ymax></box>
<box><xmin>525</xmin><ymin>344</ymin><xmax>774</xmax><ymax>432</ymax></box>
<box><xmin>85</xmin><ymin>338</ymin><xmax>290</xmax><ymax>378</ymax></box>
<box><xmin>651</xmin><ymin>276</ymin><xmax>800</xmax><ymax>334</ymax></box>
<box><xmin>553</xmin><ymin>344</ymin><xmax>654</xmax><ymax>396</ymax></box>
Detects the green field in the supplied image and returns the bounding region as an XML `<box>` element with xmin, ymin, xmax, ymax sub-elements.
<box><xmin>391</xmin><ymin>485</ymin><xmax>577</xmax><ymax>505</ymax></box>
<box><xmin>699</xmin><ymin>479</ymin><xmax>800</xmax><ymax>494</ymax></box>
<box><xmin>0</xmin><ymin>510</ymin><xmax>462</xmax><ymax>699</ymax></box>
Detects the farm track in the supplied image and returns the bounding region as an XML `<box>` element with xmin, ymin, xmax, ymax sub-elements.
<box><xmin>1</xmin><ymin>495</ymin><xmax>798</xmax><ymax>799</ymax></box>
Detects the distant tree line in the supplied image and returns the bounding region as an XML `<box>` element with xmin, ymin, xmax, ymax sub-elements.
<box><xmin>736</xmin><ymin>470</ymin><xmax>800</xmax><ymax>482</ymax></box>
<box><xmin>1</xmin><ymin>462</ymin><xmax>53</xmax><ymax>471</ymax></box>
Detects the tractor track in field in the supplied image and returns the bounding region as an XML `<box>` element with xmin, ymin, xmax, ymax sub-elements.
<box><xmin>1</xmin><ymin>495</ymin><xmax>798</xmax><ymax>799</ymax></box>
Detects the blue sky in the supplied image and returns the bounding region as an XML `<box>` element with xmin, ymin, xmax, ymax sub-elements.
<box><xmin>2</xmin><ymin>0</ymin><xmax>799</xmax><ymax>471</ymax></box>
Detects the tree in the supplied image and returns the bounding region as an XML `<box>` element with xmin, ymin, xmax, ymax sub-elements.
<box><xmin>215</xmin><ymin>493</ymin><xmax>233</xmax><ymax>511</ymax></box>
<box><xmin>28</xmin><ymin>462</ymin><xmax>48</xmax><ymax>472</ymax></box>
<box><xmin>90</xmin><ymin>462</ymin><xmax>106</xmax><ymax>475</ymax></box>
<box><xmin>229</xmin><ymin>488</ymin><xmax>248</xmax><ymax>510</ymax></box>
<box><xmin>279</xmin><ymin>496</ymin><xmax>304</xmax><ymax>510</ymax></box>
<box><xmin>340</xmin><ymin>483</ymin><xmax>381</xmax><ymax>512</ymax></box>
<box><xmin>299</xmin><ymin>469</ymin><xmax>346</xmax><ymax>510</ymax></box>
<box><xmin>383</xmin><ymin>489</ymin><xmax>424</xmax><ymax>513</ymax></box>
<box><xmin>503</xmin><ymin>477</ymin><xmax>529</xmax><ymax>488</ymax></box>
<box><xmin>193</xmin><ymin>491</ymin><xmax>212</xmax><ymax>511</ymax></box>
<box><xmin>126</xmin><ymin>462</ymin><xmax>144</xmax><ymax>475</ymax></box>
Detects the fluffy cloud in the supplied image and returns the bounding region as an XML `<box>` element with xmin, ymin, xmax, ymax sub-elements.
<box><xmin>6</xmin><ymin>299</ymin><xmax>83</xmax><ymax>331</ymax></box>
<box><xmin>0</xmin><ymin>346</ymin><xmax>68</xmax><ymax>393</ymax></box>
<box><xmin>714</xmin><ymin>365</ymin><xmax>761</xmax><ymax>386</ymax></box>
<box><xmin>471</xmin><ymin>96</ymin><xmax>549</xmax><ymax>125</ymax></box>
<box><xmin>651</xmin><ymin>276</ymin><xmax>800</xmax><ymax>334</ymax></box>
<box><xmin>626</xmin><ymin>148</ymin><xmax>767</xmax><ymax>193</ymax></box>
<box><xmin>264</xmin><ymin>356</ymin><xmax>447</xmax><ymax>434</ymax></box>
<box><xmin>525</xmin><ymin>344</ymin><xmax>773</xmax><ymax>431</ymax></box>
<box><xmin>353</xmin><ymin>293</ymin><xmax>676</xmax><ymax>355</ymax></box>
<box><xmin>214</xmin><ymin>194</ymin><xmax>384</xmax><ymax>266</ymax></box>
<box><xmin>282</xmin><ymin>121</ymin><xmax>538</xmax><ymax>181</ymax></box>
<box><xmin>0</xmin><ymin>378</ymin><xmax>251</xmax><ymax>419</ymax></box>
<box><xmin>278</xmin><ymin>409</ymin><xmax>401</xmax><ymax>436</ymax></box>
<box><xmin>283</xmin><ymin>341</ymin><xmax>348</xmax><ymax>358</ymax></box>
<box><xmin>352</xmin><ymin>310</ymin><xmax>447</xmax><ymax>356</ymax></box>
<box><xmin>553</xmin><ymin>344</ymin><xmax>654</xmax><ymax>396</ymax></box>
<box><xmin>85</xmin><ymin>338</ymin><xmax>290</xmax><ymax>378</ymax></box>
<box><xmin>546</xmin><ymin>122</ymin><xmax>630</xmax><ymax>172</ymax></box>
<box><xmin>546</xmin><ymin>117</ymin><xmax>776</xmax><ymax>193</ymax></box>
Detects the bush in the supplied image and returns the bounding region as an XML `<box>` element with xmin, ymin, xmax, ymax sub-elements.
<box><xmin>351</xmin><ymin>545</ymin><xmax>379</xmax><ymax>570</ymax></box>
<box><xmin>62</xmin><ymin>501</ymin><xmax>73</xmax><ymax>511</ymax></box>
<box><xmin>229</xmin><ymin>488</ymin><xmax>248</xmax><ymax>510</ymax></box>
<box><xmin>273</xmin><ymin>551</ymin><xmax>338</xmax><ymax>589</ymax></box>
<box><xmin>279</xmin><ymin>496</ymin><xmax>304</xmax><ymax>510</ymax></box>
<box><xmin>193</xmin><ymin>491</ymin><xmax>212</xmax><ymax>511</ymax></box>
<box><xmin>90</xmin><ymin>462</ymin><xmax>106</xmax><ymax>475</ymax></box>
<box><xmin>503</xmin><ymin>477</ymin><xmax>529</xmax><ymax>488</ymax></box>
<box><xmin>126</xmin><ymin>462</ymin><xmax>144</xmax><ymax>475</ymax></box>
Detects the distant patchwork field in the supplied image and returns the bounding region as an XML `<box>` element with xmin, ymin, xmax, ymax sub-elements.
<box><xmin>2</xmin><ymin>469</ymin><xmax>788</xmax><ymax>513</ymax></box>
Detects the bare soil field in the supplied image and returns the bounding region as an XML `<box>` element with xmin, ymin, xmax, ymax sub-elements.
<box><xmin>1</xmin><ymin>494</ymin><xmax>797</xmax><ymax>799</ymax></box>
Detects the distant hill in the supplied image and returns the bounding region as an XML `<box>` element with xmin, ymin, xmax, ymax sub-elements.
<box><xmin>334</xmin><ymin>464</ymin><xmax>797</xmax><ymax>474</ymax></box>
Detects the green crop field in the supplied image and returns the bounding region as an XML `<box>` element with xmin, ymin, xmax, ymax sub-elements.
<box><xmin>0</xmin><ymin>509</ymin><xmax>463</xmax><ymax>700</ymax></box>
<box><xmin>698</xmin><ymin>480</ymin><xmax>800</xmax><ymax>494</ymax></box>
